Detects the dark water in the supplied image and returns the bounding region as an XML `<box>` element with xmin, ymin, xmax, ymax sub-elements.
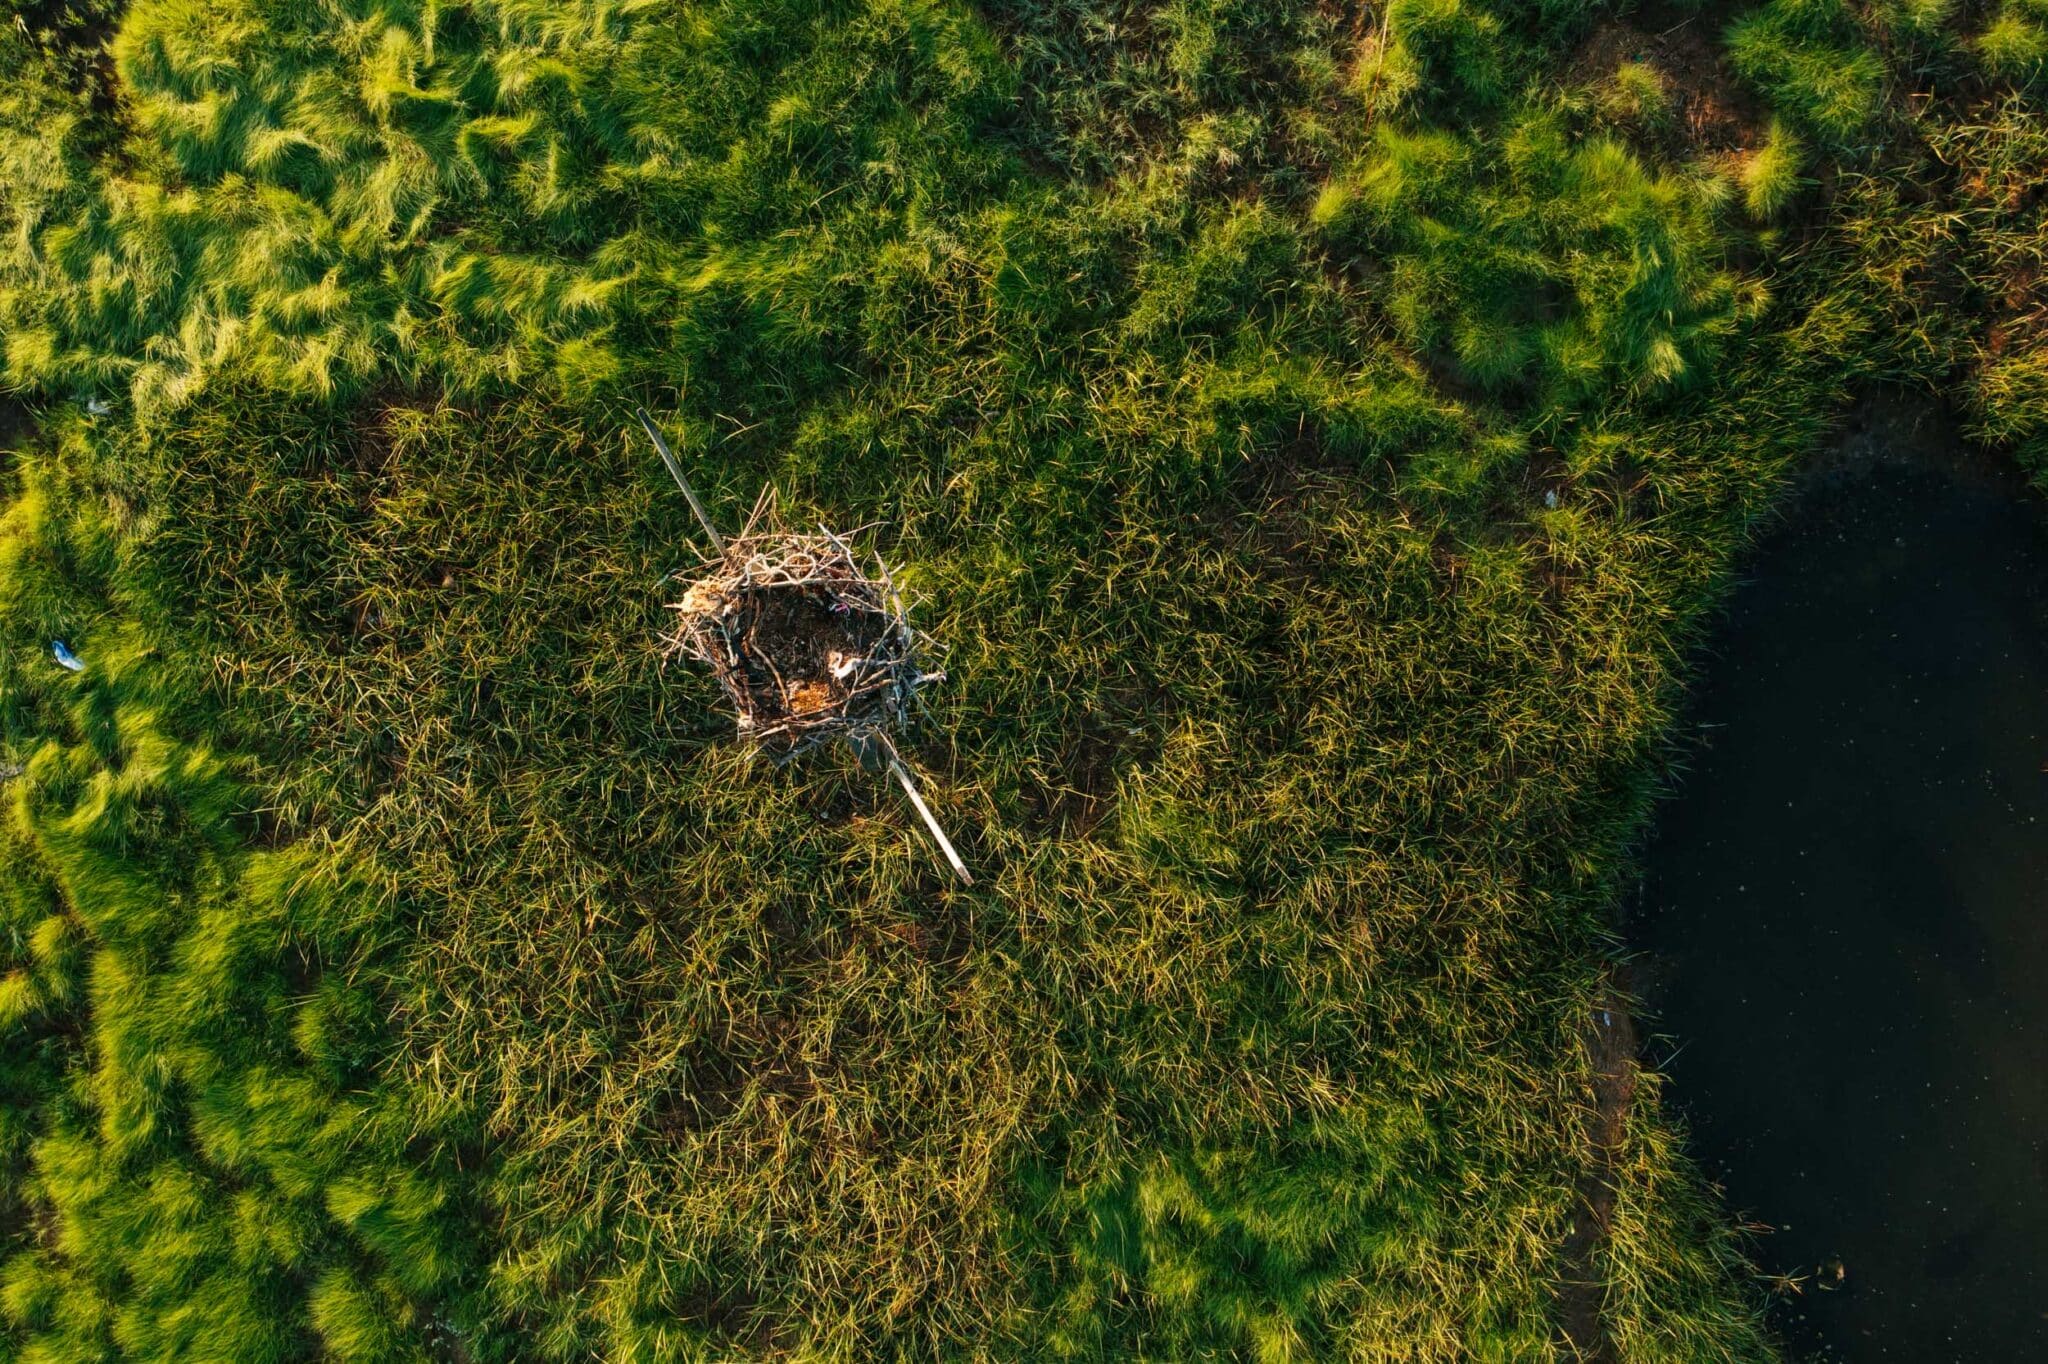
<box><xmin>1632</xmin><ymin>405</ymin><xmax>2048</xmax><ymax>1361</ymax></box>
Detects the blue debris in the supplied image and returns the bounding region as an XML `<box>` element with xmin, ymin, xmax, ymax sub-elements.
<box><xmin>51</xmin><ymin>640</ymin><xmax>84</xmax><ymax>672</ymax></box>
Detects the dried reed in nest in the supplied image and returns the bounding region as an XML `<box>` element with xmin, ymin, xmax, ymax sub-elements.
<box><xmin>640</xmin><ymin>408</ymin><xmax>971</xmax><ymax>884</ymax></box>
<box><xmin>664</xmin><ymin>491</ymin><xmax>943</xmax><ymax>763</ymax></box>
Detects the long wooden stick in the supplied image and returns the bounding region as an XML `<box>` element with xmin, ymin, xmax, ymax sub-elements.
<box><xmin>888</xmin><ymin>756</ymin><xmax>973</xmax><ymax>886</ymax></box>
<box><xmin>636</xmin><ymin>407</ymin><xmax>727</xmax><ymax>557</ymax></box>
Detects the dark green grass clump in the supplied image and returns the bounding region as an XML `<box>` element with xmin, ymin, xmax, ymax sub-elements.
<box><xmin>1</xmin><ymin>0</ymin><xmax>2046</xmax><ymax>1359</ymax></box>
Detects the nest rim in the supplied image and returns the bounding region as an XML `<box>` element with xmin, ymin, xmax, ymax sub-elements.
<box><xmin>665</xmin><ymin>514</ymin><xmax>936</xmax><ymax>763</ymax></box>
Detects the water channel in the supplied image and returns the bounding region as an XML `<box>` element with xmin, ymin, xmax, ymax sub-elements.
<box><xmin>1631</xmin><ymin>399</ymin><xmax>2048</xmax><ymax>1360</ymax></box>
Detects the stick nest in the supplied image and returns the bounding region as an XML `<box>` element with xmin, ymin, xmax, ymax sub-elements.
<box><xmin>665</xmin><ymin>496</ymin><xmax>941</xmax><ymax>762</ymax></box>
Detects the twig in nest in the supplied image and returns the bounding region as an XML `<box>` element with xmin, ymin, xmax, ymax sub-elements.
<box><xmin>663</xmin><ymin>502</ymin><xmax>941</xmax><ymax>765</ymax></box>
<box><xmin>655</xmin><ymin>483</ymin><xmax>974</xmax><ymax>888</ymax></box>
<box><xmin>641</xmin><ymin>423</ymin><xmax>971</xmax><ymax>883</ymax></box>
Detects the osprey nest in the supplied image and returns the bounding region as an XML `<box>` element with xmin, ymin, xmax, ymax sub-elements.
<box><xmin>665</xmin><ymin>494</ymin><xmax>942</xmax><ymax>764</ymax></box>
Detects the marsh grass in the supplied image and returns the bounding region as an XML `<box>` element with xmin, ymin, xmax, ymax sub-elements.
<box><xmin>0</xmin><ymin>448</ymin><xmax>501</xmax><ymax>1359</ymax></box>
<box><xmin>1</xmin><ymin>0</ymin><xmax>2046</xmax><ymax>1358</ymax></box>
<box><xmin>1741</xmin><ymin>120</ymin><xmax>1807</xmax><ymax>221</ymax></box>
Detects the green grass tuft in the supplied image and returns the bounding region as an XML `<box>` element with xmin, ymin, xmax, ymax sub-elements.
<box><xmin>1742</xmin><ymin>119</ymin><xmax>1808</xmax><ymax>220</ymax></box>
<box><xmin>1725</xmin><ymin>0</ymin><xmax>1886</xmax><ymax>144</ymax></box>
<box><xmin>1978</xmin><ymin>0</ymin><xmax>2048</xmax><ymax>79</ymax></box>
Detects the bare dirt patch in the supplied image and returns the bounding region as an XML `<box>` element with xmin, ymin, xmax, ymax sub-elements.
<box><xmin>1572</xmin><ymin>12</ymin><xmax>1765</xmax><ymax>155</ymax></box>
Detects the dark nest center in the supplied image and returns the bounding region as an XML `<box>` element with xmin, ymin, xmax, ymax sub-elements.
<box><xmin>728</xmin><ymin>584</ymin><xmax>893</xmax><ymax>730</ymax></box>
